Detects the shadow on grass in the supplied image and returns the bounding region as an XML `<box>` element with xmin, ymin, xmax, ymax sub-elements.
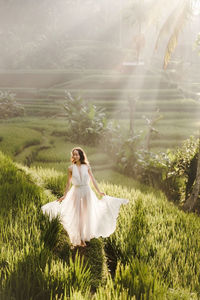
<box><xmin>40</xmin><ymin>213</ymin><xmax>107</xmax><ymax>293</ymax></box>
<box><xmin>1</xmin><ymin>249</ymin><xmax>54</xmax><ymax>300</ymax></box>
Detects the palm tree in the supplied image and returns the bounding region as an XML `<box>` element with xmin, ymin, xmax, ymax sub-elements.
<box><xmin>128</xmin><ymin>0</ymin><xmax>199</xmax><ymax>68</ymax></box>
<box><xmin>129</xmin><ymin>0</ymin><xmax>200</xmax><ymax>211</ymax></box>
<box><xmin>154</xmin><ymin>0</ymin><xmax>199</xmax><ymax>69</ymax></box>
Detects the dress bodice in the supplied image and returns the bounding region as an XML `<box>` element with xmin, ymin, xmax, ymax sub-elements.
<box><xmin>72</xmin><ymin>164</ymin><xmax>90</xmax><ymax>186</ymax></box>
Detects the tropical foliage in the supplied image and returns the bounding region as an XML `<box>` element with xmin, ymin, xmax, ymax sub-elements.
<box><xmin>115</xmin><ymin>134</ymin><xmax>200</xmax><ymax>206</ymax></box>
<box><xmin>0</xmin><ymin>91</ymin><xmax>25</xmax><ymax>119</ymax></box>
<box><xmin>63</xmin><ymin>91</ymin><xmax>117</xmax><ymax>146</ymax></box>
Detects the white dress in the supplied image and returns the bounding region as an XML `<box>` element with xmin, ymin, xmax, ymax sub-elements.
<box><xmin>41</xmin><ymin>163</ymin><xmax>128</xmax><ymax>246</ymax></box>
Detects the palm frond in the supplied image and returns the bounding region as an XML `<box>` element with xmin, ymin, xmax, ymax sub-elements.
<box><xmin>163</xmin><ymin>1</ymin><xmax>192</xmax><ymax>69</ymax></box>
<box><xmin>155</xmin><ymin>0</ymin><xmax>187</xmax><ymax>51</ymax></box>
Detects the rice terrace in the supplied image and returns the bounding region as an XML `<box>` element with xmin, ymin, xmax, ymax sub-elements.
<box><xmin>0</xmin><ymin>1</ymin><xmax>200</xmax><ymax>299</ymax></box>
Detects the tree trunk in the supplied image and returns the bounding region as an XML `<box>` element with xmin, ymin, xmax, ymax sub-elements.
<box><xmin>128</xmin><ymin>97</ymin><xmax>137</xmax><ymax>136</ymax></box>
<box><xmin>183</xmin><ymin>138</ymin><xmax>200</xmax><ymax>212</ymax></box>
<box><xmin>145</xmin><ymin>128</ymin><xmax>152</xmax><ymax>152</ymax></box>
<box><xmin>145</xmin><ymin>109</ymin><xmax>160</xmax><ymax>152</ymax></box>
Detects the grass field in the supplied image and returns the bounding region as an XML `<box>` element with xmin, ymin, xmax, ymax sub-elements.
<box><xmin>1</xmin><ymin>151</ymin><xmax>200</xmax><ymax>299</ymax></box>
<box><xmin>0</xmin><ymin>117</ymin><xmax>112</xmax><ymax>176</ymax></box>
<box><xmin>0</xmin><ymin>113</ymin><xmax>198</xmax><ymax>173</ymax></box>
<box><xmin>0</xmin><ymin>67</ymin><xmax>199</xmax><ymax>153</ymax></box>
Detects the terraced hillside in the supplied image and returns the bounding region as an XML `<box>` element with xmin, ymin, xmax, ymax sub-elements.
<box><xmin>1</xmin><ymin>151</ymin><xmax>200</xmax><ymax>299</ymax></box>
<box><xmin>0</xmin><ymin>66</ymin><xmax>199</xmax><ymax>150</ymax></box>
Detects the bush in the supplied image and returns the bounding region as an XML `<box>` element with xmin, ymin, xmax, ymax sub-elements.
<box><xmin>0</xmin><ymin>91</ymin><xmax>25</xmax><ymax>119</ymax></box>
<box><xmin>64</xmin><ymin>91</ymin><xmax>117</xmax><ymax>146</ymax></box>
<box><xmin>115</xmin><ymin>134</ymin><xmax>143</xmax><ymax>178</ymax></box>
<box><xmin>115</xmin><ymin>135</ymin><xmax>199</xmax><ymax>204</ymax></box>
<box><xmin>170</xmin><ymin>136</ymin><xmax>199</xmax><ymax>201</ymax></box>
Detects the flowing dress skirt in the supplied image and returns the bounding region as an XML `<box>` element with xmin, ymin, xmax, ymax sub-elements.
<box><xmin>41</xmin><ymin>163</ymin><xmax>128</xmax><ymax>246</ymax></box>
<box><xmin>41</xmin><ymin>185</ymin><xmax>128</xmax><ymax>246</ymax></box>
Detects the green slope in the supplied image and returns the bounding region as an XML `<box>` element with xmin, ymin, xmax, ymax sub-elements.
<box><xmin>0</xmin><ymin>151</ymin><xmax>200</xmax><ymax>299</ymax></box>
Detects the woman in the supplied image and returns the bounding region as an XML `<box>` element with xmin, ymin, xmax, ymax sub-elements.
<box><xmin>41</xmin><ymin>147</ymin><xmax>128</xmax><ymax>247</ymax></box>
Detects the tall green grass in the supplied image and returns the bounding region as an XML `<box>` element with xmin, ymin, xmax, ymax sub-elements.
<box><xmin>0</xmin><ymin>152</ymin><xmax>105</xmax><ymax>299</ymax></box>
<box><xmin>1</xmin><ymin>142</ymin><xmax>200</xmax><ymax>298</ymax></box>
<box><xmin>0</xmin><ymin>123</ymin><xmax>42</xmax><ymax>157</ymax></box>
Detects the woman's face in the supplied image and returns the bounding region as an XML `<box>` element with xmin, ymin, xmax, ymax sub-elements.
<box><xmin>72</xmin><ymin>150</ymin><xmax>80</xmax><ymax>163</ymax></box>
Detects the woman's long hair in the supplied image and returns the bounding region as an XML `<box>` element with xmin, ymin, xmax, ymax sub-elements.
<box><xmin>71</xmin><ymin>147</ymin><xmax>89</xmax><ymax>165</ymax></box>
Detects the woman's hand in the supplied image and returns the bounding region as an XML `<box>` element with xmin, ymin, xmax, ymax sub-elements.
<box><xmin>57</xmin><ymin>196</ymin><xmax>65</xmax><ymax>203</ymax></box>
<box><xmin>88</xmin><ymin>168</ymin><xmax>106</xmax><ymax>198</ymax></box>
<box><xmin>99</xmin><ymin>192</ymin><xmax>105</xmax><ymax>197</ymax></box>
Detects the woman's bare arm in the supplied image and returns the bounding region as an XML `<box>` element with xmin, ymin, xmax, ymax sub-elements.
<box><xmin>57</xmin><ymin>166</ymin><xmax>72</xmax><ymax>202</ymax></box>
<box><xmin>88</xmin><ymin>166</ymin><xmax>105</xmax><ymax>196</ymax></box>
